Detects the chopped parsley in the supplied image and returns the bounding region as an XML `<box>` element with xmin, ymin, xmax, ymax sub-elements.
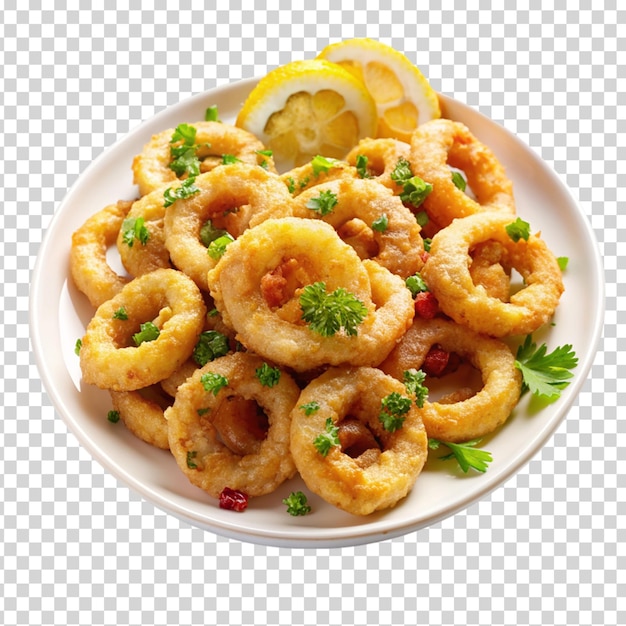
<box><xmin>390</xmin><ymin>158</ymin><xmax>433</xmax><ymax>207</ymax></box>
<box><xmin>305</xmin><ymin>189</ymin><xmax>338</xmax><ymax>215</ymax></box>
<box><xmin>205</xmin><ymin>105</ymin><xmax>220</xmax><ymax>121</ymax></box>
<box><xmin>313</xmin><ymin>418</ymin><xmax>340</xmax><ymax>456</ymax></box>
<box><xmin>112</xmin><ymin>307</ymin><xmax>128</xmax><ymax>320</ymax></box>
<box><xmin>169</xmin><ymin>124</ymin><xmax>202</xmax><ymax>177</ymax></box>
<box><xmin>107</xmin><ymin>410</ymin><xmax>120</xmax><ymax>423</ymax></box>
<box><xmin>199</xmin><ymin>219</ymin><xmax>229</xmax><ymax>247</ymax></box>
<box><xmin>405</xmin><ymin>272</ymin><xmax>429</xmax><ymax>296</ymax></box>
<box><xmin>74</xmin><ymin>338</ymin><xmax>82</xmax><ymax>355</ymax></box>
<box><xmin>515</xmin><ymin>334</ymin><xmax>578</xmax><ymax>401</ymax></box>
<box><xmin>403</xmin><ymin>369</ymin><xmax>428</xmax><ymax>408</ymax></box>
<box><xmin>256</xmin><ymin>149</ymin><xmax>273</xmax><ymax>169</ymax></box>
<box><xmin>207</xmin><ymin>233</ymin><xmax>235</xmax><ymax>259</ymax></box>
<box><xmin>255</xmin><ymin>362</ymin><xmax>281</xmax><ymax>387</ymax></box>
<box><xmin>390</xmin><ymin>157</ymin><xmax>413</xmax><ymax>184</ymax></box>
<box><xmin>192</xmin><ymin>330</ymin><xmax>230</xmax><ymax>366</ymax></box>
<box><xmin>379</xmin><ymin>392</ymin><xmax>412</xmax><ymax>432</ymax></box>
<box><xmin>415</xmin><ymin>211</ymin><xmax>429</xmax><ymax>227</ymax></box>
<box><xmin>200</xmin><ymin>371</ymin><xmax>229</xmax><ymax>396</ymax></box>
<box><xmin>283</xmin><ymin>491</ymin><xmax>312</xmax><ymax>516</ymax></box>
<box><xmin>371</xmin><ymin>214</ymin><xmax>389</xmax><ymax>232</ymax></box>
<box><xmin>222</xmin><ymin>153</ymin><xmax>241</xmax><ymax>165</ymax></box>
<box><xmin>186</xmin><ymin>450</ymin><xmax>198</xmax><ymax>469</ymax></box>
<box><xmin>132</xmin><ymin>321</ymin><xmax>160</xmax><ymax>346</ymax></box>
<box><xmin>451</xmin><ymin>170</ymin><xmax>467</xmax><ymax>192</ymax></box>
<box><xmin>400</xmin><ymin>176</ymin><xmax>433</xmax><ymax>207</ymax></box>
<box><xmin>310</xmin><ymin>155</ymin><xmax>339</xmax><ymax>176</ymax></box>
<box><xmin>299</xmin><ymin>281</ymin><xmax>368</xmax><ymax>337</ymax></box>
<box><xmin>300</xmin><ymin>401</ymin><xmax>321</xmax><ymax>416</ymax></box>
<box><xmin>121</xmin><ymin>216</ymin><xmax>149</xmax><ymax>247</ymax></box>
<box><xmin>506</xmin><ymin>217</ymin><xmax>531</xmax><ymax>242</ymax></box>
<box><xmin>428</xmin><ymin>438</ymin><xmax>493</xmax><ymax>473</ymax></box>
<box><xmin>163</xmin><ymin>177</ymin><xmax>200</xmax><ymax>208</ymax></box>
<box><xmin>355</xmin><ymin>154</ymin><xmax>370</xmax><ymax>178</ymax></box>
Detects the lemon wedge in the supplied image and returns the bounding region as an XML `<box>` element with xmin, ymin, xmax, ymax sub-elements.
<box><xmin>235</xmin><ymin>59</ymin><xmax>378</xmax><ymax>172</ymax></box>
<box><xmin>317</xmin><ymin>38</ymin><xmax>441</xmax><ymax>142</ymax></box>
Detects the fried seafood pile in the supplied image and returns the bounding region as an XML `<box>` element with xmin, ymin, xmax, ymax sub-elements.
<box><xmin>71</xmin><ymin>118</ymin><xmax>564</xmax><ymax>516</ymax></box>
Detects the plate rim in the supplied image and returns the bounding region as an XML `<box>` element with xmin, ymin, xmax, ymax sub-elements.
<box><xmin>29</xmin><ymin>77</ymin><xmax>606</xmax><ymax>548</ymax></box>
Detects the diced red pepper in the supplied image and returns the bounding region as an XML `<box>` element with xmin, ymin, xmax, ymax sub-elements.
<box><xmin>422</xmin><ymin>345</ymin><xmax>462</xmax><ymax>378</ymax></box>
<box><xmin>219</xmin><ymin>487</ymin><xmax>249</xmax><ymax>512</ymax></box>
<box><xmin>414</xmin><ymin>291</ymin><xmax>439</xmax><ymax>319</ymax></box>
<box><xmin>422</xmin><ymin>346</ymin><xmax>450</xmax><ymax>377</ymax></box>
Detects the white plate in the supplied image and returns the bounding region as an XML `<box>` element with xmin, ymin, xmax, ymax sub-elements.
<box><xmin>30</xmin><ymin>78</ymin><xmax>604</xmax><ymax>548</ymax></box>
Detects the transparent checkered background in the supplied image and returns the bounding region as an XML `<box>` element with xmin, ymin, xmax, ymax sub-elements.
<box><xmin>2</xmin><ymin>2</ymin><xmax>623</xmax><ymax>625</ymax></box>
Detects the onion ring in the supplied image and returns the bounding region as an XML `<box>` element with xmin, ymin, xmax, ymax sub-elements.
<box><xmin>290</xmin><ymin>366</ymin><xmax>428</xmax><ymax>516</ymax></box>
<box><xmin>165</xmin><ymin>352</ymin><xmax>300</xmax><ymax>498</ymax></box>
<box><xmin>344</xmin><ymin>137</ymin><xmax>411</xmax><ymax>191</ymax></box>
<box><xmin>163</xmin><ymin>163</ymin><xmax>295</xmax><ymax>291</ymax></box>
<box><xmin>421</xmin><ymin>212</ymin><xmax>564</xmax><ymax>337</ymax></box>
<box><xmin>70</xmin><ymin>200</ymin><xmax>133</xmax><ymax>307</ymax></box>
<box><xmin>379</xmin><ymin>316</ymin><xmax>522</xmax><ymax>442</ymax></box>
<box><xmin>409</xmin><ymin>119</ymin><xmax>516</xmax><ymax>227</ymax></box>
<box><xmin>132</xmin><ymin>121</ymin><xmax>275</xmax><ymax>196</ymax></box>
<box><xmin>109</xmin><ymin>385</ymin><xmax>171</xmax><ymax>450</ymax></box>
<box><xmin>291</xmin><ymin>177</ymin><xmax>425</xmax><ymax>278</ymax></box>
<box><xmin>79</xmin><ymin>268</ymin><xmax>206</xmax><ymax>391</ymax></box>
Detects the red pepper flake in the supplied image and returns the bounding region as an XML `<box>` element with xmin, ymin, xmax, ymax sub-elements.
<box><xmin>422</xmin><ymin>346</ymin><xmax>450</xmax><ymax>377</ymax></box>
<box><xmin>414</xmin><ymin>291</ymin><xmax>439</xmax><ymax>319</ymax></box>
<box><xmin>423</xmin><ymin>346</ymin><xmax>462</xmax><ymax>378</ymax></box>
<box><xmin>219</xmin><ymin>487</ymin><xmax>249</xmax><ymax>512</ymax></box>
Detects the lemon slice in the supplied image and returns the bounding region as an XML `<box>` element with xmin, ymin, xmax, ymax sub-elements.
<box><xmin>235</xmin><ymin>59</ymin><xmax>378</xmax><ymax>172</ymax></box>
<box><xmin>317</xmin><ymin>38</ymin><xmax>441</xmax><ymax>142</ymax></box>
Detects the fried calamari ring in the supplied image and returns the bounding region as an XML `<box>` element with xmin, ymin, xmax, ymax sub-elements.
<box><xmin>109</xmin><ymin>385</ymin><xmax>171</xmax><ymax>450</ymax></box>
<box><xmin>422</xmin><ymin>212</ymin><xmax>564</xmax><ymax>337</ymax></box>
<box><xmin>290</xmin><ymin>366</ymin><xmax>428</xmax><ymax>516</ymax></box>
<box><xmin>79</xmin><ymin>268</ymin><xmax>206</xmax><ymax>391</ymax></box>
<box><xmin>344</xmin><ymin>137</ymin><xmax>410</xmax><ymax>191</ymax></box>
<box><xmin>379</xmin><ymin>317</ymin><xmax>522</xmax><ymax>442</ymax></box>
<box><xmin>208</xmin><ymin>218</ymin><xmax>414</xmax><ymax>371</ymax></box>
<box><xmin>409</xmin><ymin>119</ymin><xmax>516</xmax><ymax>227</ymax></box>
<box><xmin>70</xmin><ymin>200</ymin><xmax>133</xmax><ymax>307</ymax></box>
<box><xmin>291</xmin><ymin>177</ymin><xmax>425</xmax><ymax>278</ymax></box>
<box><xmin>165</xmin><ymin>352</ymin><xmax>300</xmax><ymax>498</ymax></box>
<box><xmin>116</xmin><ymin>191</ymin><xmax>172</xmax><ymax>277</ymax></box>
<box><xmin>132</xmin><ymin>121</ymin><xmax>275</xmax><ymax>196</ymax></box>
<box><xmin>163</xmin><ymin>163</ymin><xmax>295</xmax><ymax>291</ymax></box>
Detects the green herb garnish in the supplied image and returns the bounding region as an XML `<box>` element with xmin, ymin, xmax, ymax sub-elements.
<box><xmin>299</xmin><ymin>282</ymin><xmax>368</xmax><ymax>337</ymax></box>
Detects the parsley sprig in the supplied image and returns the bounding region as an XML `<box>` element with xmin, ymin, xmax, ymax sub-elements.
<box><xmin>403</xmin><ymin>369</ymin><xmax>428</xmax><ymax>408</ymax></box>
<box><xmin>505</xmin><ymin>217</ymin><xmax>531</xmax><ymax>242</ymax></box>
<box><xmin>163</xmin><ymin>177</ymin><xmax>201</xmax><ymax>208</ymax></box>
<box><xmin>121</xmin><ymin>216</ymin><xmax>149</xmax><ymax>247</ymax></box>
<box><xmin>299</xmin><ymin>282</ymin><xmax>368</xmax><ymax>337</ymax></box>
<box><xmin>313</xmin><ymin>418</ymin><xmax>340</xmax><ymax>456</ymax></box>
<box><xmin>306</xmin><ymin>189</ymin><xmax>338</xmax><ymax>215</ymax></box>
<box><xmin>379</xmin><ymin>392</ymin><xmax>411</xmax><ymax>432</ymax></box>
<box><xmin>255</xmin><ymin>362</ymin><xmax>281</xmax><ymax>387</ymax></box>
<box><xmin>200</xmin><ymin>372</ymin><xmax>229</xmax><ymax>396</ymax></box>
<box><xmin>515</xmin><ymin>335</ymin><xmax>578</xmax><ymax>401</ymax></box>
<box><xmin>132</xmin><ymin>321</ymin><xmax>160</xmax><ymax>346</ymax></box>
<box><xmin>428</xmin><ymin>438</ymin><xmax>493</xmax><ymax>473</ymax></box>
<box><xmin>282</xmin><ymin>491</ymin><xmax>312</xmax><ymax>516</ymax></box>
<box><xmin>192</xmin><ymin>330</ymin><xmax>230</xmax><ymax>366</ymax></box>
<box><xmin>390</xmin><ymin>158</ymin><xmax>433</xmax><ymax>208</ymax></box>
